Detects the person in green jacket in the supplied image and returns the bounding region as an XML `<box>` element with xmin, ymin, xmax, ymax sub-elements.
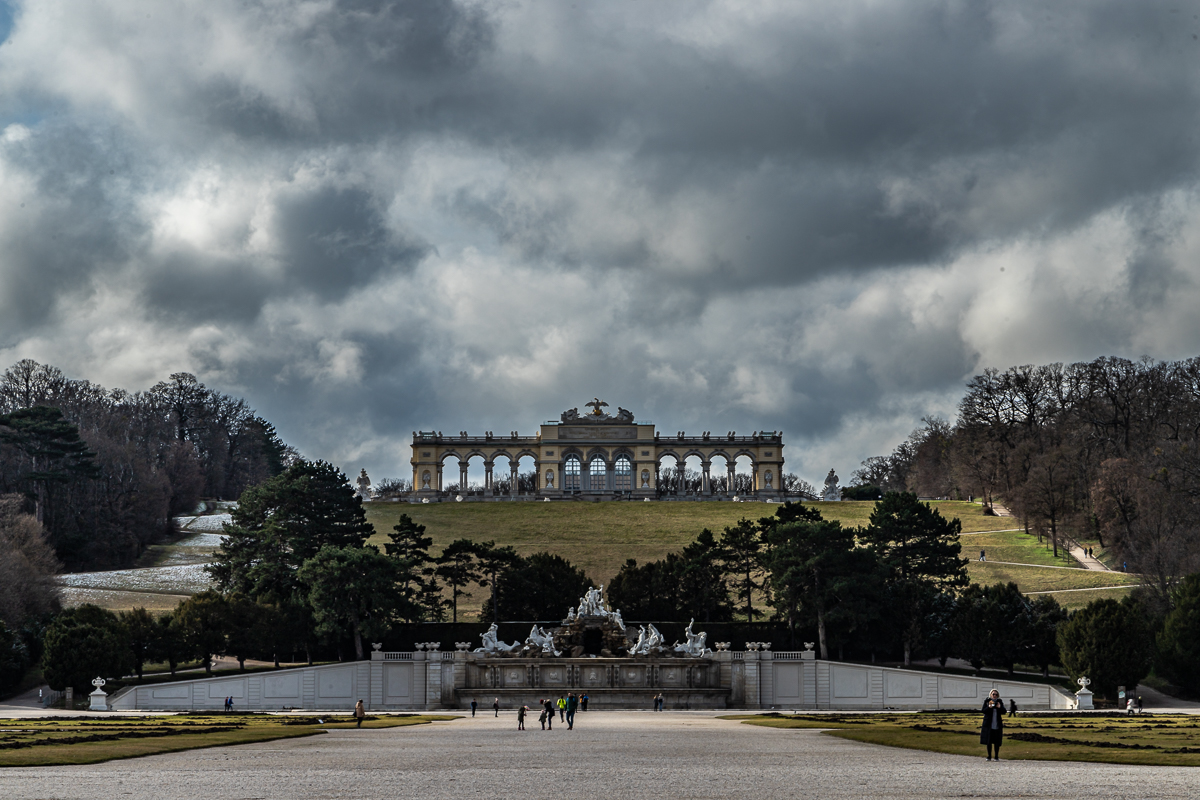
<box><xmin>557</xmin><ymin>695</ymin><xmax>566</xmax><ymax>722</ymax></box>
<box><xmin>566</xmin><ymin>692</ymin><xmax>579</xmax><ymax>730</ymax></box>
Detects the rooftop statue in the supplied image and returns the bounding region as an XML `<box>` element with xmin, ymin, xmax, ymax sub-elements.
<box><xmin>822</xmin><ymin>468</ymin><xmax>841</xmax><ymax>501</ymax></box>
<box><xmin>474</xmin><ymin>622</ymin><xmax>521</xmax><ymax>654</ymax></box>
<box><xmin>586</xmin><ymin>397</ymin><xmax>609</xmax><ymax>416</ymax></box>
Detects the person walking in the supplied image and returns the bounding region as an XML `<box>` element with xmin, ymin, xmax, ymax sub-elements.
<box><xmin>566</xmin><ymin>692</ymin><xmax>578</xmax><ymax>730</ymax></box>
<box><xmin>557</xmin><ymin>695</ymin><xmax>566</xmax><ymax>721</ymax></box>
<box><xmin>1137</xmin><ymin>695</ymin><xmax>1144</xmax><ymax>713</ymax></box>
<box><xmin>656</xmin><ymin>692</ymin><xmax>665</xmax><ymax>711</ymax></box>
<box><xmin>517</xmin><ymin>704</ymin><xmax>527</xmax><ymax>730</ymax></box>
<box><xmin>544</xmin><ymin>699</ymin><xmax>554</xmax><ymax>730</ymax></box>
<box><xmin>539</xmin><ymin>702</ymin><xmax>548</xmax><ymax>730</ymax></box>
<box><xmin>355</xmin><ymin>699</ymin><xmax>366</xmax><ymax>728</ymax></box>
<box><xmin>980</xmin><ymin>690</ymin><xmax>1004</xmax><ymax>760</ymax></box>
<box><xmin>493</xmin><ymin>697</ymin><xmax>500</xmax><ymax>717</ymax></box>
<box><xmin>979</xmin><ymin>549</ymin><xmax>986</xmax><ymax>562</ymax></box>
<box><xmin>1127</xmin><ymin>696</ymin><xmax>1136</xmax><ymax>715</ymax></box>
<box><xmin>471</xmin><ymin>699</ymin><xmax>477</xmax><ymax>717</ymax></box>
<box><xmin>1008</xmin><ymin>698</ymin><xmax>1018</xmax><ymax>716</ymax></box>
<box><xmin>581</xmin><ymin>693</ymin><xmax>589</xmax><ymax>711</ymax></box>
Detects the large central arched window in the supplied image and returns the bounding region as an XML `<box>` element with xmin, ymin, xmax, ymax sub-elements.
<box><xmin>589</xmin><ymin>456</ymin><xmax>608</xmax><ymax>491</ymax></box>
<box><xmin>614</xmin><ymin>456</ymin><xmax>632</xmax><ymax>492</ymax></box>
<box><xmin>564</xmin><ymin>455</ymin><xmax>581</xmax><ymax>492</ymax></box>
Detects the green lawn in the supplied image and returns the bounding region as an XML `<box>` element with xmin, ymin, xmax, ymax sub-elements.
<box><xmin>0</xmin><ymin>714</ymin><xmax>456</xmax><ymax>767</ymax></box>
<box><xmin>959</xmin><ymin>530</ymin><xmax>1077</xmax><ymax>567</ymax></box>
<box><xmin>732</xmin><ymin>712</ymin><xmax>1200</xmax><ymax>766</ymax></box>
<box><xmin>364</xmin><ymin>499</ymin><xmax>1001</xmax><ymax>590</ymax></box>
<box><xmin>966</xmin><ymin>561</ymin><xmax>1140</xmax><ymax>593</ymax></box>
<box><xmin>1037</xmin><ymin>585</ymin><xmax>1137</xmax><ymax>610</ymax></box>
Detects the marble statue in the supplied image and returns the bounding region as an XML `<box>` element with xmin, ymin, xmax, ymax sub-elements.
<box><xmin>561</xmin><ymin>408</ymin><xmax>580</xmax><ymax>423</ymax></box>
<box><xmin>821</xmin><ymin>468</ymin><xmax>841</xmax><ymax>501</ymax></box>
<box><xmin>614</xmin><ymin>407</ymin><xmax>634</xmax><ymax>422</ymax></box>
<box><xmin>525</xmin><ymin>625</ymin><xmax>560</xmax><ymax>656</ymax></box>
<box><xmin>586</xmin><ymin>398</ymin><xmax>609</xmax><ymax>416</ymax></box>
<box><xmin>673</xmin><ymin>618</ymin><xmax>712</xmax><ymax>657</ymax></box>
<box><xmin>631</xmin><ymin>623</ymin><xmax>665</xmax><ymax>655</ymax></box>
<box><xmin>474</xmin><ymin>623</ymin><xmax>521</xmax><ymax>654</ymax></box>
<box><xmin>356</xmin><ymin>468</ymin><xmax>372</xmax><ymax>500</ymax></box>
<box><xmin>611</xmin><ymin>608</ymin><xmax>625</xmax><ymax>631</ymax></box>
<box><xmin>578</xmin><ymin>585</ymin><xmax>609</xmax><ymax>617</ymax></box>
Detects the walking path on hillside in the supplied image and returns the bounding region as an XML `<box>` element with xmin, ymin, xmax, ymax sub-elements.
<box><xmin>1069</xmin><ymin>543</ymin><xmax>1111</xmax><ymax>571</ymax></box>
<box><xmin>976</xmin><ymin>559</ymin><xmax>1118</xmax><ymax>572</ymax></box>
<box><xmin>1026</xmin><ymin>584</ymin><xmax>1142</xmax><ymax>594</ymax></box>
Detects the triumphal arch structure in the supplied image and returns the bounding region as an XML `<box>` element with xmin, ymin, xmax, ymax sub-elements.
<box><xmin>410</xmin><ymin>399</ymin><xmax>785</xmax><ymax>499</ymax></box>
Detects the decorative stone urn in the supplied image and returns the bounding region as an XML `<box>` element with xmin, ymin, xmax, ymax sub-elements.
<box><xmin>1075</xmin><ymin>676</ymin><xmax>1094</xmax><ymax>710</ymax></box>
<box><xmin>89</xmin><ymin>677</ymin><xmax>108</xmax><ymax>712</ymax></box>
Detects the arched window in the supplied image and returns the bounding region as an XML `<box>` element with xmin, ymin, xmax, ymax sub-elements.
<box><xmin>589</xmin><ymin>456</ymin><xmax>607</xmax><ymax>491</ymax></box>
<box><xmin>614</xmin><ymin>456</ymin><xmax>632</xmax><ymax>492</ymax></box>
<box><xmin>564</xmin><ymin>455</ymin><xmax>581</xmax><ymax>492</ymax></box>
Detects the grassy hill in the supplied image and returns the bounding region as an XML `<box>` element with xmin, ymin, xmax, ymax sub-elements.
<box><xmin>363</xmin><ymin>499</ymin><xmax>1003</xmax><ymax>591</ymax></box>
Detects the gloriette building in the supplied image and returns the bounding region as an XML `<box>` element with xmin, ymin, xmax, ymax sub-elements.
<box><xmin>410</xmin><ymin>399</ymin><xmax>785</xmax><ymax>499</ymax></box>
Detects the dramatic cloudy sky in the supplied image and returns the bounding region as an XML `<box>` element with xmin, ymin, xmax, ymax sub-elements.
<box><xmin>2</xmin><ymin>1</ymin><xmax>1200</xmax><ymax>485</ymax></box>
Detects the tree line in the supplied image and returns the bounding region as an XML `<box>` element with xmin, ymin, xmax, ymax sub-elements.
<box><xmin>852</xmin><ymin>356</ymin><xmax>1200</xmax><ymax>612</ymax></box>
<box><xmin>17</xmin><ymin>455</ymin><xmax>1200</xmax><ymax>704</ymax></box>
<box><xmin>0</xmin><ymin>360</ymin><xmax>296</xmax><ymax>569</ymax></box>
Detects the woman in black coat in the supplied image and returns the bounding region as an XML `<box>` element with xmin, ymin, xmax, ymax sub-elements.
<box><xmin>980</xmin><ymin>689</ymin><xmax>1005</xmax><ymax>760</ymax></box>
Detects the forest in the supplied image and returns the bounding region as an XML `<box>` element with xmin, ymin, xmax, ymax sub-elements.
<box><xmin>0</xmin><ymin>359</ymin><xmax>296</xmax><ymax>569</ymax></box>
<box><xmin>853</xmin><ymin>356</ymin><xmax>1200</xmax><ymax>612</ymax></box>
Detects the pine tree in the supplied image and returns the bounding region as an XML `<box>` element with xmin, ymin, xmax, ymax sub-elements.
<box><xmin>861</xmin><ymin>492</ymin><xmax>968</xmax><ymax>664</ymax></box>
<box><xmin>209</xmin><ymin>460</ymin><xmax>374</xmax><ymax>602</ymax></box>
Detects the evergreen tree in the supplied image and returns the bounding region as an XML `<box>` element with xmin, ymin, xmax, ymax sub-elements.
<box><xmin>607</xmin><ymin>555</ymin><xmax>685</xmax><ymax>620</ymax></box>
<box><xmin>118</xmin><ymin>607</ymin><xmax>158</xmax><ymax>681</ymax></box>
<box><xmin>1155</xmin><ymin>574</ymin><xmax>1200</xmax><ymax>688</ymax></box>
<box><xmin>435</xmin><ymin>539</ymin><xmax>482</xmax><ymax>624</ymax></box>
<box><xmin>41</xmin><ymin>605</ymin><xmax>132</xmax><ymax>692</ymax></box>
<box><xmin>174</xmin><ymin>591</ymin><xmax>230</xmax><ymax>675</ymax></box>
<box><xmin>1024</xmin><ymin>595</ymin><xmax>1067</xmax><ymax>678</ymax></box>
<box><xmin>150</xmin><ymin>612</ymin><xmax>187</xmax><ymax>677</ymax></box>
<box><xmin>767</xmin><ymin>519</ymin><xmax>877</xmax><ymax>659</ymax></box>
<box><xmin>719</xmin><ymin>519</ymin><xmax>765</xmax><ymax>621</ymax></box>
<box><xmin>862</xmin><ymin>492</ymin><xmax>968</xmax><ymax>664</ymax></box>
<box><xmin>298</xmin><ymin>545</ymin><xmax>405</xmax><ymax>660</ymax></box>
<box><xmin>386</xmin><ymin>514</ymin><xmax>439</xmax><ymax>622</ymax></box>
<box><xmin>677</xmin><ymin>529</ymin><xmax>732</xmax><ymax>623</ymax></box>
<box><xmin>0</xmin><ymin>405</ymin><xmax>99</xmax><ymax>526</ymax></box>
<box><xmin>482</xmin><ymin>552</ymin><xmax>595</xmax><ymax>623</ymax></box>
<box><xmin>475</xmin><ymin>542</ymin><xmax>522</xmax><ymax>625</ymax></box>
<box><xmin>1057</xmin><ymin>596</ymin><xmax>1154</xmax><ymax>701</ymax></box>
<box><xmin>209</xmin><ymin>460</ymin><xmax>374</xmax><ymax>602</ymax></box>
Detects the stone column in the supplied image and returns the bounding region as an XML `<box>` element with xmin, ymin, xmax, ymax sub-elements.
<box><xmin>510</xmin><ymin>466</ymin><xmax>519</xmax><ymax>495</ymax></box>
<box><xmin>484</xmin><ymin>461</ymin><xmax>493</xmax><ymax>491</ymax></box>
<box><xmin>727</xmin><ymin>466</ymin><xmax>735</xmax><ymax>496</ymax></box>
<box><xmin>437</xmin><ymin>464</ymin><xmax>444</xmax><ymax>491</ymax></box>
<box><xmin>459</xmin><ymin>462</ymin><xmax>468</xmax><ymax>493</ymax></box>
<box><xmin>701</xmin><ymin>461</ymin><xmax>711</xmax><ymax>495</ymax></box>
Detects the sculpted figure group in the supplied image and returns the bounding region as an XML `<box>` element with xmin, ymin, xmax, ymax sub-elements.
<box><xmin>475</xmin><ymin>588</ymin><xmax>706</xmax><ymax>658</ymax></box>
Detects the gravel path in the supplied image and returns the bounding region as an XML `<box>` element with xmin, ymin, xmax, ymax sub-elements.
<box><xmin>3</xmin><ymin>712</ymin><xmax>1200</xmax><ymax>799</ymax></box>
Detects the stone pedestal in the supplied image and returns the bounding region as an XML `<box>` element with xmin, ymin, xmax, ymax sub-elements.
<box><xmin>89</xmin><ymin>677</ymin><xmax>109</xmax><ymax>712</ymax></box>
<box><xmin>1074</xmin><ymin>676</ymin><xmax>1094</xmax><ymax>710</ymax></box>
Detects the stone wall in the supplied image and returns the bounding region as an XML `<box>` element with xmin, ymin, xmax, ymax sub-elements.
<box><xmin>108</xmin><ymin>649</ymin><xmax>1074</xmax><ymax>712</ymax></box>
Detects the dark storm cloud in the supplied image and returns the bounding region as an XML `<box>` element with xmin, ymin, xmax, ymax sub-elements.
<box><xmin>3</xmin><ymin>0</ymin><xmax>1200</xmax><ymax>482</ymax></box>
